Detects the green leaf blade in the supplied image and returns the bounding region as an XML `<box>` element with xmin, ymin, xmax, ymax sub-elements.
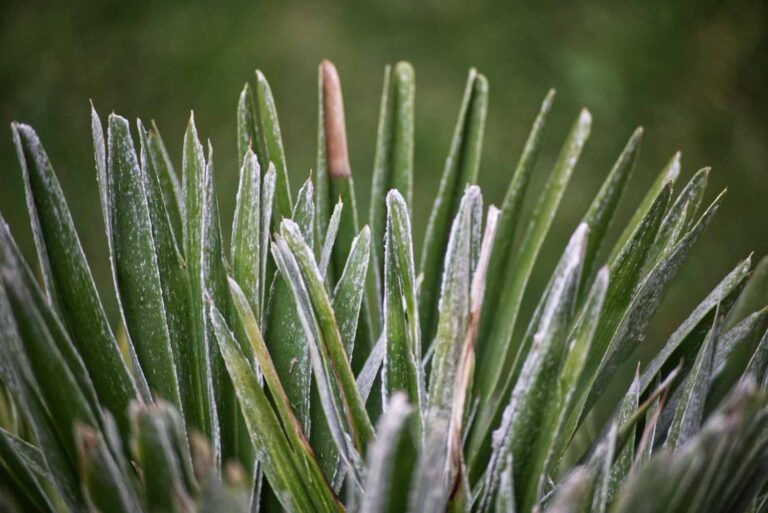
<box><xmin>419</xmin><ymin>69</ymin><xmax>488</xmax><ymax>347</ymax></box>
<box><xmin>107</xmin><ymin>114</ymin><xmax>181</xmax><ymax>408</ymax></box>
<box><xmin>370</xmin><ymin>62</ymin><xmax>415</xmax><ymax>305</ymax></box>
<box><xmin>473</xmin><ymin>108</ymin><xmax>591</xmax><ymax>429</ymax></box>
<box><xmin>15</xmin><ymin>121</ymin><xmax>140</xmax><ymax>434</ymax></box>
<box><xmin>255</xmin><ymin>70</ymin><xmax>292</xmax><ymax>221</ymax></box>
<box><xmin>383</xmin><ymin>191</ymin><xmax>424</xmax><ymax>420</ymax></box>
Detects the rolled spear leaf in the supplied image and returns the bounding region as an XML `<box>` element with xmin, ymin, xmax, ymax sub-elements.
<box><xmin>316</xmin><ymin>59</ymin><xmax>377</xmax><ymax>370</ymax></box>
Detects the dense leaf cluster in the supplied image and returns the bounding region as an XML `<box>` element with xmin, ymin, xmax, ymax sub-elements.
<box><xmin>1</xmin><ymin>60</ymin><xmax>767</xmax><ymax>513</ymax></box>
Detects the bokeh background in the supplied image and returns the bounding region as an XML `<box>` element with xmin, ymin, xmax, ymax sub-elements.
<box><xmin>1</xmin><ymin>0</ymin><xmax>767</xmax><ymax>346</ymax></box>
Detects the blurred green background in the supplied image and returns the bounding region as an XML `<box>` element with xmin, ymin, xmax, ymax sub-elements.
<box><xmin>1</xmin><ymin>0</ymin><xmax>767</xmax><ymax>345</ymax></box>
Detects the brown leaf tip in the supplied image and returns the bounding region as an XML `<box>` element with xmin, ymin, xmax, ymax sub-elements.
<box><xmin>321</xmin><ymin>60</ymin><xmax>351</xmax><ymax>178</ymax></box>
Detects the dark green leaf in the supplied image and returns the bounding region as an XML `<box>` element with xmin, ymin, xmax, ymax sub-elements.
<box><xmin>639</xmin><ymin>256</ymin><xmax>752</xmax><ymax>393</ymax></box>
<box><xmin>0</xmin><ymin>427</ymin><xmax>63</xmax><ymax>513</ymax></box>
<box><xmin>147</xmin><ymin>121</ymin><xmax>184</xmax><ymax>245</ymax></box>
<box><xmin>607</xmin><ymin>152</ymin><xmax>680</xmax><ymax>264</ymax></box>
<box><xmin>0</xmin><ymin>280</ymin><xmax>80</xmax><ymax>507</ymax></box>
<box><xmin>231</xmin><ymin>149</ymin><xmax>262</xmax><ymax>319</ymax></box>
<box><xmin>76</xmin><ymin>424</ymin><xmax>142</xmax><ymax>513</ymax></box>
<box><xmin>475</xmin><ymin>90</ymin><xmax>555</xmax><ymax>367</ymax></box>
<box><xmin>607</xmin><ymin>371</ymin><xmax>640</xmax><ymax>503</ymax></box>
<box><xmin>481</xmin><ymin>223</ymin><xmax>586</xmax><ymax>512</ymax></box>
<box><xmin>578</xmin><ymin>128</ymin><xmax>643</xmax><ymax>296</ymax></box>
<box><xmin>137</xmin><ymin>120</ymin><xmax>197</xmax><ymax>431</ymax></box>
<box><xmin>273</xmin><ymin>221</ymin><xmax>374</xmax><ymax>480</ymax></box>
<box><xmin>585</xmin><ymin>191</ymin><xmax>725</xmax><ymax>414</ymax></box>
<box><xmin>725</xmin><ymin>255</ymin><xmax>768</xmax><ymax>330</ymax></box>
<box><xmin>473</xmin><ymin>109</ymin><xmax>591</xmax><ymax>433</ymax></box>
<box><xmin>370</xmin><ymin>62</ymin><xmax>415</xmax><ymax>307</ymax></box>
<box><xmin>665</xmin><ymin>313</ymin><xmax>718</xmax><ymax>450</ymax></box>
<box><xmin>254</xmin><ymin>70</ymin><xmax>292</xmax><ymax>221</ymax></box>
<box><xmin>181</xmin><ymin>114</ymin><xmax>217</xmax><ymax>448</ymax></box>
<box><xmin>130</xmin><ymin>402</ymin><xmax>193</xmax><ymax>513</ymax></box>
<box><xmin>15</xmin><ymin>121</ymin><xmax>140</xmax><ymax>432</ymax></box>
<box><xmin>333</xmin><ymin>226</ymin><xmax>371</xmax><ymax>359</ymax></box>
<box><xmin>265</xmin><ymin>179</ymin><xmax>314</xmax><ymax>432</ymax></box>
<box><xmin>419</xmin><ymin>68</ymin><xmax>488</xmax><ymax>347</ymax></box>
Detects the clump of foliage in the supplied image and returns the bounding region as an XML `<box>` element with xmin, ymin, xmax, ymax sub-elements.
<box><xmin>1</xmin><ymin>60</ymin><xmax>767</xmax><ymax>513</ymax></box>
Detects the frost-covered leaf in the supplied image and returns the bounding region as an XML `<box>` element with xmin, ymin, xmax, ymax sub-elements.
<box><xmin>272</xmin><ymin>220</ymin><xmax>373</xmax><ymax>485</ymax></box>
<box><xmin>384</xmin><ymin>191</ymin><xmax>424</xmax><ymax>420</ymax></box>
<box><xmin>1</xmin><ymin>268</ymin><xmax>100</xmax><ymax>471</ymax></box>
<box><xmin>585</xmin><ymin>191</ymin><xmax>725</xmax><ymax>415</ymax></box>
<box><xmin>265</xmin><ymin>180</ymin><xmax>315</xmax><ymax>432</ymax></box>
<box><xmin>15</xmin><ymin>121</ymin><xmax>140</xmax><ymax>433</ymax></box>
<box><xmin>320</xmin><ymin>200</ymin><xmax>343</xmax><ymax>279</ymax></box>
<box><xmin>210</xmin><ymin>300</ymin><xmax>339</xmax><ymax>513</ymax></box>
<box><xmin>639</xmin><ymin>256</ymin><xmax>751</xmax><ymax>393</ymax></box>
<box><xmin>227</xmin><ymin>280</ymin><xmax>340</xmax><ymax>511</ymax></box>
<box><xmin>147</xmin><ymin>121</ymin><xmax>184</xmax><ymax>244</ymax></box>
<box><xmin>0</xmin><ymin>278</ymin><xmax>82</xmax><ymax>507</ymax></box>
<box><xmin>613</xmin><ymin>379</ymin><xmax>768</xmax><ymax>513</ymax></box>
<box><xmin>181</xmin><ymin>114</ymin><xmax>217</xmax><ymax>442</ymax></box>
<box><xmin>138</xmin><ymin>121</ymin><xmax>196</xmax><ymax>429</ymax></box>
<box><xmin>643</xmin><ymin>168</ymin><xmax>709</xmax><ymax>274</ymax></box>
<box><xmin>333</xmin><ymin>226</ymin><xmax>371</xmax><ymax>359</ymax></box>
<box><xmin>0</xmin><ymin>423</ymin><xmax>66</xmax><ymax>512</ymax></box>
<box><xmin>578</xmin><ymin>128</ymin><xmax>642</xmax><ymax>296</ymax></box>
<box><xmin>665</xmin><ymin>313</ymin><xmax>718</xmax><ymax>450</ymax></box>
<box><xmin>254</xmin><ymin>70</ymin><xmax>292</xmax><ymax>221</ymax></box>
<box><xmin>546</xmin><ymin>268</ymin><xmax>609</xmax><ymax>475</ymax></box>
<box><xmin>231</xmin><ymin>150</ymin><xmax>262</xmax><ymax>319</ymax></box>
<box><xmin>480</xmin><ymin>223</ymin><xmax>587</xmax><ymax>512</ymax></box>
<box><xmin>707</xmin><ymin>308</ymin><xmax>768</xmax><ymax>412</ymax></box>
<box><xmin>562</xmin><ymin>185</ymin><xmax>670</xmax><ymax>436</ymax></box>
<box><xmin>606</xmin><ymin>371</ymin><xmax>639</xmax><ymax>503</ymax></box>
<box><xmin>360</xmin><ymin>393</ymin><xmax>418</xmax><ymax>513</ymax></box>
<box><xmin>107</xmin><ymin>114</ymin><xmax>181</xmax><ymax>408</ymax></box>
<box><xmin>427</xmin><ymin>186</ymin><xmax>483</xmax><ymax>426</ymax></box>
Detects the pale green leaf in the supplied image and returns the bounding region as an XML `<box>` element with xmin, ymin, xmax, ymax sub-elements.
<box><xmin>107</xmin><ymin>114</ymin><xmax>181</xmax><ymax>408</ymax></box>
<box><xmin>360</xmin><ymin>393</ymin><xmax>418</xmax><ymax>513</ymax></box>
<box><xmin>384</xmin><ymin>190</ymin><xmax>424</xmax><ymax>420</ymax></box>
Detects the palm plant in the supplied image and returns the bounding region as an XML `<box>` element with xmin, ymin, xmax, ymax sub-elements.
<box><xmin>1</xmin><ymin>59</ymin><xmax>767</xmax><ymax>513</ymax></box>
